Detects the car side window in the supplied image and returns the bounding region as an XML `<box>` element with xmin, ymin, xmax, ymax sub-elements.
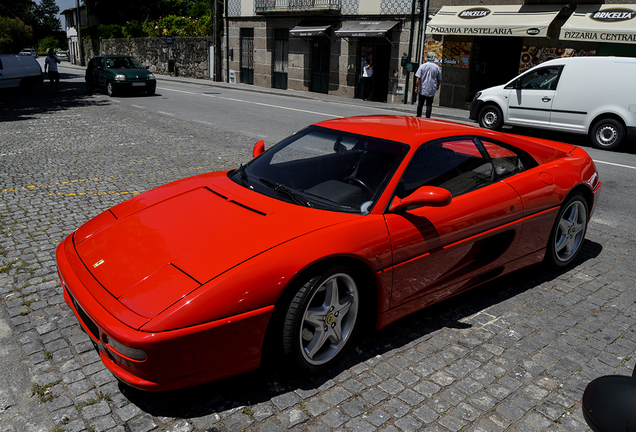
<box><xmin>479</xmin><ymin>138</ymin><xmax>537</xmax><ymax>180</ymax></box>
<box><xmin>398</xmin><ymin>138</ymin><xmax>494</xmax><ymax>198</ymax></box>
<box><xmin>508</xmin><ymin>67</ymin><xmax>562</xmax><ymax>90</ymax></box>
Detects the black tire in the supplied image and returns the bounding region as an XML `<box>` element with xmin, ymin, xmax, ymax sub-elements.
<box><xmin>106</xmin><ymin>81</ymin><xmax>116</xmax><ymax>97</ymax></box>
<box><xmin>147</xmin><ymin>86</ymin><xmax>156</xmax><ymax>96</ymax></box>
<box><xmin>590</xmin><ymin>119</ymin><xmax>625</xmax><ymax>151</ymax></box>
<box><xmin>283</xmin><ymin>266</ymin><xmax>361</xmax><ymax>373</ymax></box>
<box><xmin>478</xmin><ymin>105</ymin><xmax>503</xmax><ymax>130</ymax></box>
<box><xmin>545</xmin><ymin>193</ymin><xmax>588</xmax><ymax>268</ymax></box>
<box><xmin>86</xmin><ymin>82</ymin><xmax>94</xmax><ymax>93</ymax></box>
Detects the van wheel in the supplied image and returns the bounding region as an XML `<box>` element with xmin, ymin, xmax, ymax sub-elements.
<box><xmin>478</xmin><ymin>105</ymin><xmax>503</xmax><ymax>130</ymax></box>
<box><xmin>591</xmin><ymin>119</ymin><xmax>624</xmax><ymax>151</ymax></box>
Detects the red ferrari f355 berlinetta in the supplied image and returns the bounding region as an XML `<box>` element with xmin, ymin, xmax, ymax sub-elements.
<box><xmin>56</xmin><ymin>116</ymin><xmax>601</xmax><ymax>391</ymax></box>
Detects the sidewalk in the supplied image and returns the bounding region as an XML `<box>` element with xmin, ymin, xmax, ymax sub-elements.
<box><xmin>56</xmin><ymin>60</ymin><xmax>472</xmax><ymax>123</ymax></box>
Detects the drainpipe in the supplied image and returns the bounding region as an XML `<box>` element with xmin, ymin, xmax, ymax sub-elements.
<box><xmin>76</xmin><ymin>0</ymin><xmax>84</xmax><ymax>66</ymax></box>
<box><xmin>225</xmin><ymin>0</ymin><xmax>230</xmax><ymax>83</ymax></box>
<box><xmin>403</xmin><ymin>0</ymin><xmax>417</xmax><ymax>104</ymax></box>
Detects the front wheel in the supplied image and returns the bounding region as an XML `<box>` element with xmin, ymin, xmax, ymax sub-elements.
<box><xmin>283</xmin><ymin>267</ymin><xmax>360</xmax><ymax>373</ymax></box>
<box><xmin>545</xmin><ymin>193</ymin><xmax>588</xmax><ymax>268</ymax></box>
<box><xmin>478</xmin><ymin>105</ymin><xmax>503</xmax><ymax>130</ymax></box>
<box><xmin>106</xmin><ymin>81</ymin><xmax>116</xmax><ymax>97</ymax></box>
<box><xmin>590</xmin><ymin>119</ymin><xmax>625</xmax><ymax>151</ymax></box>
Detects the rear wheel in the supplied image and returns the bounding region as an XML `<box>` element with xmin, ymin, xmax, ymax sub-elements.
<box><xmin>283</xmin><ymin>267</ymin><xmax>360</xmax><ymax>373</ymax></box>
<box><xmin>478</xmin><ymin>105</ymin><xmax>503</xmax><ymax>130</ymax></box>
<box><xmin>590</xmin><ymin>119</ymin><xmax>624</xmax><ymax>151</ymax></box>
<box><xmin>545</xmin><ymin>193</ymin><xmax>588</xmax><ymax>268</ymax></box>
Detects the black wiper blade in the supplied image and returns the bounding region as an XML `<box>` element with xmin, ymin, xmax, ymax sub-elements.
<box><xmin>234</xmin><ymin>164</ymin><xmax>249</xmax><ymax>185</ymax></box>
<box><xmin>259</xmin><ymin>178</ymin><xmax>312</xmax><ymax>207</ymax></box>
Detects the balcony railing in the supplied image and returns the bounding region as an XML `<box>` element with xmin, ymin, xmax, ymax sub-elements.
<box><xmin>255</xmin><ymin>0</ymin><xmax>340</xmax><ymax>13</ymax></box>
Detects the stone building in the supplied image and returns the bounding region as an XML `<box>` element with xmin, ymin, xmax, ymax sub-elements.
<box><xmin>225</xmin><ymin>0</ymin><xmax>636</xmax><ymax>108</ymax></box>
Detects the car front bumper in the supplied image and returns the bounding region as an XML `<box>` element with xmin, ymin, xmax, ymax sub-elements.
<box><xmin>56</xmin><ymin>232</ymin><xmax>273</xmax><ymax>391</ymax></box>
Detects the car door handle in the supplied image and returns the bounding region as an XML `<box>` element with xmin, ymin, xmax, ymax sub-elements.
<box><xmin>542</xmin><ymin>97</ymin><xmax>552</xmax><ymax>102</ymax></box>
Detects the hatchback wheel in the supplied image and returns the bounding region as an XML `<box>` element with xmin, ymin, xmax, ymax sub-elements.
<box><xmin>106</xmin><ymin>82</ymin><xmax>116</xmax><ymax>97</ymax></box>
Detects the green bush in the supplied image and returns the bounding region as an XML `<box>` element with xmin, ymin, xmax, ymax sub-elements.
<box><xmin>122</xmin><ymin>22</ymin><xmax>144</xmax><ymax>38</ymax></box>
<box><xmin>98</xmin><ymin>24</ymin><xmax>123</xmax><ymax>39</ymax></box>
<box><xmin>142</xmin><ymin>14</ymin><xmax>212</xmax><ymax>37</ymax></box>
<box><xmin>38</xmin><ymin>36</ymin><xmax>59</xmax><ymax>52</ymax></box>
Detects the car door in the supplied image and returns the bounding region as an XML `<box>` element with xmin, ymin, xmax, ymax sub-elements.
<box><xmin>505</xmin><ymin>66</ymin><xmax>563</xmax><ymax>127</ymax></box>
<box><xmin>385</xmin><ymin>137</ymin><xmax>524</xmax><ymax>308</ymax></box>
<box><xmin>96</xmin><ymin>58</ymin><xmax>107</xmax><ymax>88</ymax></box>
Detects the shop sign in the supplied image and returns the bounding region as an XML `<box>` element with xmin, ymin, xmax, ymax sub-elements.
<box><xmin>458</xmin><ymin>8</ymin><xmax>491</xmax><ymax>19</ymax></box>
<box><xmin>590</xmin><ymin>8</ymin><xmax>636</xmax><ymax>22</ymax></box>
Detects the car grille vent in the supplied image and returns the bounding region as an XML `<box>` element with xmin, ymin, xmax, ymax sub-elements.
<box><xmin>66</xmin><ymin>288</ymin><xmax>100</xmax><ymax>341</ymax></box>
<box><xmin>205</xmin><ymin>187</ymin><xmax>268</xmax><ymax>216</ymax></box>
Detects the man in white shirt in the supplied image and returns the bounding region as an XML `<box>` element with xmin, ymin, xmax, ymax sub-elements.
<box><xmin>415</xmin><ymin>52</ymin><xmax>442</xmax><ymax>118</ymax></box>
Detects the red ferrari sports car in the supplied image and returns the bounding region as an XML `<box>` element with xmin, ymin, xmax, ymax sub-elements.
<box><xmin>56</xmin><ymin>116</ymin><xmax>601</xmax><ymax>391</ymax></box>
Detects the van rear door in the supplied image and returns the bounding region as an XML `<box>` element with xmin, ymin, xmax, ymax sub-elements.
<box><xmin>505</xmin><ymin>66</ymin><xmax>563</xmax><ymax>127</ymax></box>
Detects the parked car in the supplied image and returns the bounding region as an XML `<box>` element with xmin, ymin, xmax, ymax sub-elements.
<box><xmin>470</xmin><ymin>56</ymin><xmax>636</xmax><ymax>151</ymax></box>
<box><xmin>0</xmin><ymin>54</ymin><xmax>43</xmax><ymax>91</ymax></box>
<box><xmin>19</xmin><ymin>48</ymin><xmax>38</xmax><ymax>57</ymax></box>
<box><xmin>85</xmin><ymin>55</ymin><xmax>156</xmax><ymax>96</ymax></box>
<box><xmin>56</xmin><ymin>50</ymin><xmax>69</xmax><ymax>62</ymax></box>
<box><xmin>56</xmin><ymin>116</ymin><xmax>600</xmax><ymax>391</ymax></box>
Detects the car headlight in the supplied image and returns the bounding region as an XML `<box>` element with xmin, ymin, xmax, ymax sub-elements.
<box><xmin>473</xmin><ymin>91</ymin><xmax>482</xmax><ymax>101</ymax></box>
<box><xmin>114</xmin><ymin>74</ymin><xmax>126</xmax><ymax>82</ymax></box>
<box><xmin>147</xmin><ymin>73</ymin><xmax>155</xmax><ymax>80</ymax></box>
<box><xmin>104</xmin><ymin>334</ymin><xmax>147</xmax><ymax>361</ymax></box>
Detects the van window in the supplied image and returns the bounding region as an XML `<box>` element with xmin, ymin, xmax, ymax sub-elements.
<box><xmin>505</xmin><ymin>66</ymin><xmax>563</xmax><ymax>91</ymax></box>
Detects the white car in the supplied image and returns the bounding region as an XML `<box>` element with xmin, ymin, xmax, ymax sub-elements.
<box><xmin>19</xmin><ymin>48</ymin><xmax>38</xmax><ymax>58</ymax></box>
<box><xmin>56</xmin><ymin>50</ymin><xmax>69</xmax><ymax>61</ymax></box>
<box><xmin>0</xmin><ymin>54</ymin><xmax>44</xmax><ymax>90</ymax></box>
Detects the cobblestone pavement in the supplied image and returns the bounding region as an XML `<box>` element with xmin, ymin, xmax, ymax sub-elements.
<box><xmin>1</xmin><ymin>82</ymin><xmax>635</xmax><ymax>432</ymax></box>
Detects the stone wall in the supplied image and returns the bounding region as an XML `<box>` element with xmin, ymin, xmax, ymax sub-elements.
<box><xmin>82</xmin><ymin>37</ymin><xmax>213</xmax><ymax>79</ymax></box>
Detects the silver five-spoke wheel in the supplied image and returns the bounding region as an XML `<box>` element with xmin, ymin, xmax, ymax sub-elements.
<box><xmin>284</xmin><ymin>267</ymin><xmax>360</xmax><ymax>372</ymax></box>
<box><xmin>546</xmin><ymin>193</ymin><xmax>588</xmax><ymax>268</ymax></box>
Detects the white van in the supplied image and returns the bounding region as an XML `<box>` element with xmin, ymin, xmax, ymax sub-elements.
<box><xmin>0</xmin><ymin>54</ymin><xmax>44</xmax><ymax>91</ymax></box>
<box><xmin>469</xmin><ymin>56</ymin><xmax>636</xmax><ymax>151</ymax></box>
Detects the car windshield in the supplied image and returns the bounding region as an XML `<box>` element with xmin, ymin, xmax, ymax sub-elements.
<box><xmin>106</xmin><ymin>57</ymin><xmax>144</xmax><ymax>69</ymax></box>
<box><xmin>231</xmin><ymin>126</ymin><xmax>408</xmax><ymax>214</ymax></box>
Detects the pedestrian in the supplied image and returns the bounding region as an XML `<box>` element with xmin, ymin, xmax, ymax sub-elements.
<box><xmin>415</xmin><ymin>51</ymin><xmax>442</xmax><ymax>118</ymax></box>
<box><xmin>362</xmin><ymin>52</ymin><xmax>375</xmax><ymax>101</ymax></box>
<box><xmin>44</xmin><ymin>49</ymin><xmax>61</xmax><ymax>92</ymax></box>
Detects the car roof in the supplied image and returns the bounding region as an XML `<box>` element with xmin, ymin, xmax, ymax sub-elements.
<box><xmin>314</xmin><ymin>116</ymin><xmax>485</xmax><ymax>147</ymax></box>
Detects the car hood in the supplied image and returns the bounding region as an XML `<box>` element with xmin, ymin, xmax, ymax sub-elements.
<box><xmin>109</xmin><ymin>68</ymin><xmax>153</xmax><ymax>80</ymax></box>
<box><xmin>73</xmin><ymin>173</ymin><xmax>357</xmax><ymax>319</ymax></box>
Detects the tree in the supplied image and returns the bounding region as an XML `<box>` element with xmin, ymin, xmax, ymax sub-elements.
<box><xmin>33</xmin><ymin>0</ymin><xmax>61</xmax><ymax>36</ymax></box>
<box><xmin>0</xmin><ymin>16</ymin><xmax>33</xmax><ymax>53</ymax></box>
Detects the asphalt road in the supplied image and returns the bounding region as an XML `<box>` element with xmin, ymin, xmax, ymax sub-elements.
<box><xmin>1</xmin><ymin>63</ymin><xmax>635</xmax><ymax>432</ymax></box>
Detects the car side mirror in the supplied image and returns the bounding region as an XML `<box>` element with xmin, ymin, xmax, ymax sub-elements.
<box><xmin>253</xmin><ymin>140</ymin><xmax>265</xmax><ymax>158</ymax></box>
<box><xmin>389</xmin><ymin>186</ymin><xmax>452</xmax><ymax>212</ymax></box>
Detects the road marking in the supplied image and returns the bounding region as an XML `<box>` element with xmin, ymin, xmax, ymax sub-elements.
<box><xmin>594</xmin><ymin>160</ymin><xmax>636</xmax><ymax>170</ymax></box>
<box><xmin>192</xmin><ymin>119</ymin><xmax>216</xmax><ymax>126</ymax></box>
<box><xmin>158</xmin><ymin>111</ymin><xmax>174</xmax><ymax>116</ymax></box>
<box><xmin>157</xmin><ymin>87</ymin><xmax>196</xmax><ymax>95</ymax></box>
<box><xmin>131</xmin><ymin>105</ymin><xmax>145</xmax><ymax>109</ymax></box>
<box><xmin>220</xmin><ymin>96</ymin><xmax>341</xmax><ymax>118</ymax></box>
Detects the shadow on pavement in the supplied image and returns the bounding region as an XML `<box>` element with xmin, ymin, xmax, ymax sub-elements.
<box><xmin>119</xmin><ymin>237</ymin><xmax>603</xmax><ymax>422</ymax></box>
<box><xmin>0</xmin><ymin>72</ymin><xmax>110</xmax><ymax>122</ymax></box>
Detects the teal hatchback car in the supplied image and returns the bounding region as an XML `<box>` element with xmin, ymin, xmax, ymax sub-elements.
<box><xmin>86</xmin><ymin>55</ymin><xmax>156</xmax><ymax>97</ymax></box>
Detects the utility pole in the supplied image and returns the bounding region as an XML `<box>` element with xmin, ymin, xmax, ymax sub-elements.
<box><xmin>76</xmin><ymin>0</ymin><xmax>84</xmax><ymax>66</ymax></box>
<box><xmin>212</xmin><ymin>0</ymin><xmax>222</xmax><ymax>81</ymax></box>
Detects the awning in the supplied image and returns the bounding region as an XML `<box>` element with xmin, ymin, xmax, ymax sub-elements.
<box><xmin>427</xmin><ymin>5</ymin><xmax>563</xmax><ymax>38</ymax></box>
<box><xmin>289</xmin><ymin>22</ymin><xmax>333</xmax><ymax>38</ymax></box>
<box><xmin>560</xmin><ymin>4</ymin><xmax>636</xmax><ymax>44</ymax></box>
<box><xmin>335</xmin><ymin>20</ymin><xmax>399</xmax><ymax>38</ymax></box>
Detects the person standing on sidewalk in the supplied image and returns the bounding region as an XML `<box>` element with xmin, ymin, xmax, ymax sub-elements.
<box><xmin>415</xmin><ymin>52</ymin><xmax>442</xmax><ymax>118</ymax></box>
<box><xmin>44</xmin><ymin>49</ymin><xmax>61</xmax><ymax>92</ymax></box>
<box><xmin>362</xmin><ymin>52</ymin><xmax>375</xmax><ymax>101</ymax></box>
